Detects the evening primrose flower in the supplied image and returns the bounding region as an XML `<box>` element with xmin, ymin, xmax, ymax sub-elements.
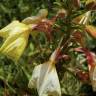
<box><xmin>0</xmin><ymin>20</ymin><xmax>33</xmax><ymax>61</ymax></box>
<box><xmin>22</xmin><ymin>9</ymin><xmax>48</xmax><ymax>38</ymax></box>
<box><xmin>28</xmin><ymin>48</ymin><xmax>61</xmax><ymax>96</ymax></box>
<box><xmin>72</xmin><ymin>11</ymin><xmax>91</xmax><ymax>24</ymax></box>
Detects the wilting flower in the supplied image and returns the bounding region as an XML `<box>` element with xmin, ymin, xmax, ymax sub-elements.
<box><xmin>22</xmin><ymin>9</ymin><xmax>49</xmax><ymax>39</ymax></box>
<box><xmin>34</xmin><ymin>19</ymin><xmax>54</xmax><ymax>41</ymax></box>
<box><xmin>23</xmin><ymin>9</ymin><xmax>67</xmax><ymax>41</ymax></box>
<box><xmin>0</xmin><ymin>20</ymin><xmax>33</xmax><ymax>61</ymax></box>
<box><xmin>22</xmin><ymin>9</ymin><xmax>48</xmax><ymax>25</ymax></box>
<box><xmin>28</xmin><ymin>48</ymin><xmax>61</xmax><ymax>96</ymax></box>
<box><xmin>33</xmin><ymin>9</ymin><xmax>67</xmax><ymax>41</ymax></box>
<box><xmin>85</xmin><ymin>25</ymin><xmax>96</xmax><ymax>38</ymax></box>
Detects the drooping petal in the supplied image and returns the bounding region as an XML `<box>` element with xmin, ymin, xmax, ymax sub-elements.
<box><xmin>28</xmin><ymin>62</ymin><xmax>61</xmax><ymax>96</ymax></box>
<box><xmin>0</xmin><ymin>20</ymin><xmax>30</xmax><ymax>38</ymax></box>
<box><xmin>22</xmin><ymin>16</ymin><xmax>42</xmax><ymax>25</ymax></box>
<box><xmin>0</xmin><ymin>33</ymin><xmax>28</xmax><ymax>61</ymax></box>
<box><xmin>28</xmin><ymin>48</ymin><xmax>61</xmax><ymax>96</ymax></box>
<box><xmin>0</xmin><ymin>20</ymin><xmax>31</xmax><ymax>61</ymax></box>
<box><xmin>0</xmin><ymin>21</ymin><xmax>19</xmax><ymax>39</ymax></box>
<box><xmin>37</xmin><ymin>9</ymin><xmax>48</xmax><ymax>18</ymax></box>
<box><xmin>22</xmin><ymin>9</ymin><xmax>48</xmax><ymax>25</ymax></box>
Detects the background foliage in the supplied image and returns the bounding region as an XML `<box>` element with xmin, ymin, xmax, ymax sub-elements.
<box><xmin>0</xmin><ymin>0</ymin><xmax>96</xmax><ymax>96</ymax></box>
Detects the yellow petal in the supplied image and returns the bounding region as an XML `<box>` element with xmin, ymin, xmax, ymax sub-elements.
<box><xmin>85</xmin><ymin>25</ymin><xmax>96</xmax><ymax>38</ymax></box>
<box><xmin>22</xmin><ymin>16</ymin><xmax>41</xmax><ymax>25</ymax></box>
<box><xmin>0</xmin><ymin>21</ymin><xmax>31</xmax><ymax>61</ymax></box>
<box><xmin>30</xmin><ymin>30</ymin><xmax>39</xmax><ymax>37</ymax></box>
<box><xmin>37</xmin><ymin>9</ymin><xmax>48</xmax><ymax>18</ymax></box>
<box><xmin>0</xmin><ymin>21</ymin><xmax>19</xmax><ymax>39</ymax></box>
<box><xmin>0</xmin><ymin>20</ymin><xmax>30</xmax><ymax>39</ymax></box>
<box><xmin>0</xmin><ymin>32</ymin><xmax>29</xmax><ymax>61</ymax></box>
<box><xmin>22</xmin><ymin>9</ymin><xmax>48</xmax><ymax>25</ymax></box>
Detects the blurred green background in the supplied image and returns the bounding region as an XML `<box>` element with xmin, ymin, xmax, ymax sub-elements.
<box><xmin>0</xmin><ymin>0</ymin><xmax>96</xmax><ymax>96</ymax></box>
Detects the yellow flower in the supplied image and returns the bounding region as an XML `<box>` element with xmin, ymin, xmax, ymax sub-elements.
<box><xmin>72</xmin><ymin>11</ymin><xmax>91</xmax><ymax>24</ymax></box>
<box><xmin>28</xmin><ymin>48</ymin><xmax>61</xmax><ymax>96</ymax></box>
<box><xmin>0</xmin><ymin>20</ymin><xmax>31</xmax><ymax>61</ymax></box>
